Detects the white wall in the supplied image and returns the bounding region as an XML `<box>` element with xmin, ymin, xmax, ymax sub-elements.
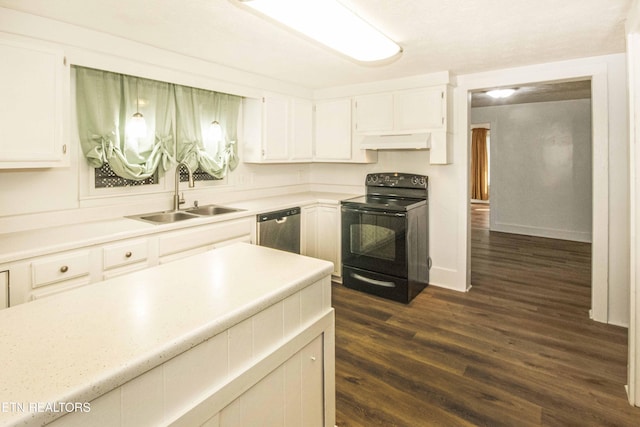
<box><xmin>626</xmin><ymin>0</ymin><xmax>640</xmax><ymax>405</ymax></box>
<box><xmin>471</xmin><ymin>99</ymin><xmax>593</xmax><ymax>242</ymax></box>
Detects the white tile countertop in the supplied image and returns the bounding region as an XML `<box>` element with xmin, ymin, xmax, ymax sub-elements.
<box><xmin>0</xmin><ymin>192</ymin><xmax>358</xmax><ymax>264</ymax></box>
<box><xmin>0</xmin><ymin>243</ymin><xmax>334</xmax><ymax>427</ymax></box>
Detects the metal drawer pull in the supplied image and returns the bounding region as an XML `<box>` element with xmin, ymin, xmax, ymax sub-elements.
<box><xmin>351</xmin><ymin>273</ymin><xmax>396</xmax><ymax>288</ymax></box>
<box><xmin>125</xmin><ymin>251</ymin><xmax>132</xmax><ymax>258</ymax></box>
<box><xmin>60</xmin><ymin>265</ymin><xmax>69</xmax><ymax>273</ymax></box>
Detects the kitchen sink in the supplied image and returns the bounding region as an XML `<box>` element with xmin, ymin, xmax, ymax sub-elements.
<box><xmin>186</xmin><ymin>205</ymin><xmax>244</xmax><ymax>216</ymax></box>
<box><xmin>136</xmin><ymin>211</ymin><xmax>200</xmax><ymax>224</ymax></box>
<box><xmin>128</xmin><ymin>205</ymin><xmax>245</xmax><ymax>224</ymax></box>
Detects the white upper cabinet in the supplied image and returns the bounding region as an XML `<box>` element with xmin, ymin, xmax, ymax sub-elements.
<box><xmin>0</xmin><ymin>34</ymin><xmax>69</xmax><ymax>168</ymax></box>
<box><xmin>394</xmin><ymin>87</ymin><xmax>444</xmax><ymax>131</ymax></box>
<box><xmin>313</xmin><ymin>98</ymin><xmax>377</xmax><ymax>164</ymax></box>
<box><xmin>263</xmin><ymin>95</ymin><xmax>289</xmax><ymax>161</ymax></box>
<box><xmin>242</xmin><ymin>95</ymin><xmax>313</xmax><ymax>163</ymax></box>
<box><xmin>353</xmin><ymin>93</ymin><xmax>394</xmax><ymax>133</ymax></box>
<box><xmin>314</xmin><ymin>98</ymin><xmax>352</xmax><ymax>160</ymax></box>
<box><xmin>353</xmin><ymin>85</ymin><xmax>452</xmax><ymax>164</ymax></box>
<box><xmin>290</xmin><ymin>98</ymin><xmax>313</xmax><ymax>161</ymax></box>
<box><xmin>354</xmin><ymin>86</ymin><xmax>446</xmax><ymax>135</ymax></box>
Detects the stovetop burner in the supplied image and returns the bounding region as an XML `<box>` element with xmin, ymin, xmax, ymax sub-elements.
<box><xmin>341</xmin><ymin>172</ymin><xmax>429</xmax><ymax>212</ymax></box>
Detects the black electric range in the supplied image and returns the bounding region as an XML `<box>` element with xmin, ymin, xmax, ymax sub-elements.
<box><xmin>340</xmin><ymin>172</ymin><xmax>430</xmax><ymax>303</ymax></box>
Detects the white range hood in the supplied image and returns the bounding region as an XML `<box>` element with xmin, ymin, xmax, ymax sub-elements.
<box><xmin>359</xmin><ymin>132</ymin><xmax>431</xmax><ymax>150</ymax></box>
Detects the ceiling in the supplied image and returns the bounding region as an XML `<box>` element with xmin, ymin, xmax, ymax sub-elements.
<box><xmin>0</xmin><ymin>0</ymin><xmax>632</xmax><ymax>89</ymax></box>
<box><xmin>471</xmin><ymin>80</ymin><xmax>592</xmax><ymax>107</ymax></box>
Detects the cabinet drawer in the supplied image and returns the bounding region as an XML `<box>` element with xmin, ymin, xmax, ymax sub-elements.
<box><xmin>103</xmin><ymin>239</ymin><xmax>148</xmax><ymax>270</ymax></box>
<box><xmin>31</xmin><ymin>251</ymin><xmax>90</xmax><ymax>288</ymax></box>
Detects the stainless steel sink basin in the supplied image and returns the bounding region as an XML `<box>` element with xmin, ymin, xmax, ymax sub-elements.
<box><xmin>186</xmin><ymin>205</ymin><xmax>244</xmax><ymax>216</ymax></box>
<box><xmin>128</xmin><ymin>205</ymin><xmax>245</xmax><ymax>224</ymax></box>
<box><xmin>135</xmin><ymin>211</ymin><xmax>200</xmax><ymax>224</ymax></box>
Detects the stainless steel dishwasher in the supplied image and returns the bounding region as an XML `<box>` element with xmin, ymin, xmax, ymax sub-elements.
<box><xmin>256</xmin><ymin>207</ymin><xmax>301</xmax><ymax>254</ymax></box>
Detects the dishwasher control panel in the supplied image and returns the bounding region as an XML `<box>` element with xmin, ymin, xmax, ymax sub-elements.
<box><xmin>257</xmin><ymin>207</ymin><xmax>301</xmax><ymax>222</ymax></box>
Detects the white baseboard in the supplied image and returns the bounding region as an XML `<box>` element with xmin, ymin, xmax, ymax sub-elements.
<box><xmin>492</xmin><ymin>222</ymin><xmax>592</xmax><ymax>243</ymax></box>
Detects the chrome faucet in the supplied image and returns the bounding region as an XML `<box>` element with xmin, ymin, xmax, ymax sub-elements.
<box><xmin>174</xmin><ymin>161</ymin><xmax>195</xmax><ymax>211</ymax></box>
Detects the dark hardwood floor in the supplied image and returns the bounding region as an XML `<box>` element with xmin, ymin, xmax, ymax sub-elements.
<box><xmin>333</xmin><ymin>203</ymin><xmax>638</xmax><ymax>426</ymax></box>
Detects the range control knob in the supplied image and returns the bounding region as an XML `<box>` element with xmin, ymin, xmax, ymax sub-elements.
<box><xmin>411</xmin><ymin>176</ymin><xmax>419</xmax><ymax>185</ymax></box>
<box><xmin>419</xmin><ymin>176</ymin><xmax>426</xmax><ymax>186</ymax></box>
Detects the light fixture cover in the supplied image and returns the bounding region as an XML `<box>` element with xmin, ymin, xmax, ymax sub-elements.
<box><xmin>210</xmin><ymin>121</ymin><xmax>223</xmax><ymax>142</ymax></box>
<box><xmin>127</xmin><ymin>112</ymin><xmax>147</xmax><ymax>139</ymax></box>
<box><xmin>487</xmin><ymin>89</ymin><xmax>516</xmax><ymax>99</ymax></box>
<box><xmin>238</xmin><ymin>0</ymin><xmax>401</xmax><ymax>62</ymax></box>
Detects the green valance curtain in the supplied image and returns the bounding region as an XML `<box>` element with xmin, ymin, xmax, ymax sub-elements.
<box><xmin>174</xmin><ymin>85</ymin><xmax>241</xmax><ymax>179</ymax></box>
<box><xmin>75</xmin><ymin>66</ymin><xmax>241</xmax><ymax>181</ymax></box>
<box><xmin>75</xmin><ymin>67</ymin><xmax>175</xmax><ymax>180</ymax></box>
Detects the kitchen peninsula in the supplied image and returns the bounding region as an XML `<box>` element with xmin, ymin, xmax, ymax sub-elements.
<box><xmin>0</xmin><ymin>243</ymin><xmax>335</xmax><ymax>427</ymax></box>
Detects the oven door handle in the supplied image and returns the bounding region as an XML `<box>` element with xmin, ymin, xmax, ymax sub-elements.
<box><xmin>351</xmin><ymin>272</ymin><xmax>397</xmax><ymax>288</ymax></box>
<box><xmin>341</xmin><ymin>207</ymin><xmax>407</xmax><ymax>217</ymax></box>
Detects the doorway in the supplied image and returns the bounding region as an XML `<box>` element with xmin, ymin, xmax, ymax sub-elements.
<box><xmin>468</xmin><ymin>78</ymin><xmax>594</xmax><ymax>320</ymax></box>
<box><xmin>470</xmin><ymin>124</ymin><xmax>491</xmax><ymax>233</ymax></box>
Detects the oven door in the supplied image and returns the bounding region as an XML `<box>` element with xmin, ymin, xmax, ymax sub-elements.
<box><xmin>341</xmin><ymin>205</ymin><xmax>407</xmax><ymax>277</ymax></box>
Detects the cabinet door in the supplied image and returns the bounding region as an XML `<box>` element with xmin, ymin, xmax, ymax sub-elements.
<box><xmin>0</xmin><ymin>35</ymin><xmax>69</xmax><ymax>168</ymax></box>
<box><xmin>301</xmin><ymin>206</ymin><xmax>318</xmax><ymax>257</ymax></box>
<box><xmin>314</xmin><ymin>99</ymin><xmax>352</xmax><ymax>160</ymax></box>
<box><xmin>394</xmin><ymin>87</ymin><xmax>444</xmax><ymax>131</ymax></box>
<box><xmin>316</xmin><ymin>205</ymin><xmax>340</xmax><ymax>276</ymax></box>
<box><xmin>354</xmin><ymin>93</ymin><xmax>393</xmax><ymax>133</ymax></box>
<box><xmin>291</xmin><ymin>98</ymin><xmax>313</xmax><ymax>161</ymax></box>
<box><xmin>300</xmin><ymin>335</ymin><xmax>324</xmax><ymax>426</ymax></box>
<box><xmin>263</xmin><ymin>96</ymin><xmax>289</xmax><ymax>161</ymax></box>
<box><xmin>1</xmin><ymin>271</ymin><xmax>8</xmax><ymax>310</ymax></box>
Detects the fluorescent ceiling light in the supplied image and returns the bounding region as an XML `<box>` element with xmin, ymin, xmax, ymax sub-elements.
<box><xmin>487</xmin><ymin>89</ymin><xmax>516</xmax><ymax>99</ymax></box>
<box><xmin>238</xmin><ymin>0</ymin><xmax>402</xmax><ymax>62</ymax></box>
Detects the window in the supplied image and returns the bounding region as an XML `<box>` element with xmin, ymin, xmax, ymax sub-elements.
<box><xmin>74</xmin><ymin>66</ymin><xmax>241</xmax><ymax>190</ymax></box>
<box><xmin>94</xmin><ymin>163</ymin><xmax>158</xmax><ymax>188</ymax></box>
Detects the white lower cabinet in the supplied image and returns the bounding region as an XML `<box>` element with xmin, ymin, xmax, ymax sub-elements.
<box><xmin>47</xmin><ymin>277</ymin><xmax>335</xmax><ymax>427</ymax></box>
<box><xmin>219</xmin><ymin>335</ymin><xmax>324</xmax><ymax>427</ymax></box>
<box><xmin>302</xmin><ymin>204</ymin><xmax>341</xmax><ymax>277</ymax></box>
<box><xmin>1</xmin><ymin>271</ymin><xmax>8</xmax><ymax>310</ymax></box>
<box><xmin>2</xmin><ymin>217</ymin><xmax>253</xmax><ymax>306</ymax></box>
<box><xmin>302</xmin><ymin>205</ymin><xmax>319</xmax><ymax>257</ymax></box>
<box><xmin>158</xmin><ymin>218</ymin><xmax>252</xmax><ymax>264</ymax></box>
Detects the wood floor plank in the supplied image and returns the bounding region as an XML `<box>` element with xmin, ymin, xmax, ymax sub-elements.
<box><xmin>333</xmin><ymin>204</ymin><xmax>640</xmax><ymax>426</ymax></box>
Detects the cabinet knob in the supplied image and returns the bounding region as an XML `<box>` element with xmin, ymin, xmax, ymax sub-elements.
<box><xmin>125</xmin><ymin>251</ymin><xmax>132</xmax><ymax>258</ymax></box>
<box><xmin>60</xmin><ymin>265</ymin><xmax>69</xmax><ymax>273</ymax></box>
<box><xmin>310</xmin><ymin>356</ymin><xmax>317</xmax><ymax>362</ymax></box>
